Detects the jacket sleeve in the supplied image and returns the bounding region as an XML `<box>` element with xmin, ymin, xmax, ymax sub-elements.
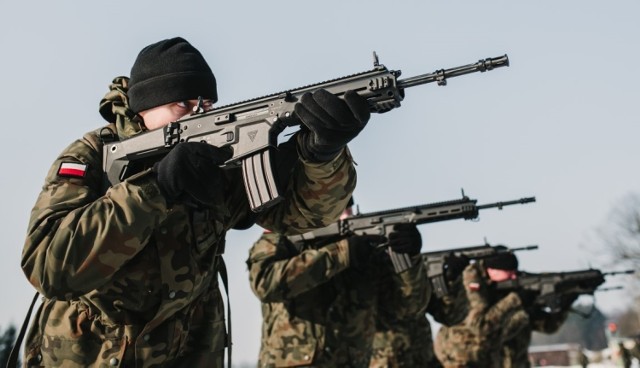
<box><xmin>377</xmin><ymin>256</ymin><xmax>431</xmax><ymax>319</ymax></box>
<box><xmin>247</xmin><ymin>233</ymin><xmax>349</xmax><ymax>302</ymax></box>
<box><xmin>255</xmin><ymin>137</ymin><xmax>356</xmax><ymax>235</ymax></box>
<box><xmin>21</xmin><ymin>131</ymin><xmax>168</xmax><ymax>300</ymax></box>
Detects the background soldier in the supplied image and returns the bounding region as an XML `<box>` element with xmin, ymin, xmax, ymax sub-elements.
<box><xmin>246</xmin><ymin>202</ymin><xmax>429</xmax><ymax>367</ymax></box>
<box><xmin>20</xmin><ymin>37</ymin><xmax>366</xmax><ymax>367</ymax></box>
<box><xmin>434</xmin><ymin>253</ymin><xmax>530</xmax><ymax>367</ymax></box>
<box><xmin>502</xmin><ymin>286</ymin><xmax>579</xmax><ymax>367</ymax></box>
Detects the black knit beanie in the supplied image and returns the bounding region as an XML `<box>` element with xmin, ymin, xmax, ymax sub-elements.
<box><xmin>484</xmin><ymin>251</ymin><xmax>519</xmax><ymax>271</ymax></box>
<box><xmin>128</xmin><ymin>37</ymin><xmax>217</xmax><ymax>114</ymax></box>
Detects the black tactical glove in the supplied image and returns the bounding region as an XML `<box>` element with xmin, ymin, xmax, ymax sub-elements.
<box><xmin>295</xmin><ymin>89</ymin><xmax>370</xmax><ymax>162</ymax></box>
<box><xmin>445</xmin><ymin>254</ymin><xmax>470</xmax><ymax>282</ymax></box>
<box><xmin>387</xmin><ymin>224</ymin><xmax>422</xmax><ymax>256</ymax></box>
<box><xmin>347</xmin><ymin>234</ymin><xmax>387</xmax><ymax>270</ymax></box>
<box><xmin>153</xmin><ymin>142</ymin><xmax>232</xmax><ymax>208</ymax></box>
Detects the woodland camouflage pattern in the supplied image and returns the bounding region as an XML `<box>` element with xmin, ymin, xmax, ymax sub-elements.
<box><xmin>20</xmin><ymin>77</ymin><xmax>357</xmax><ymax>368</ymax></box>
<box><xmin>434</xmin><ymin>263</ymin><xmax>530</xmax><ymax>368</ymax></box>
<box><xmin>501</xmin><ymin>292</ymin><xmax>575</xmax><ymax>367</ymax></box>
<box><xmin>370</xmin><ymin>314</ymin><xmax>441</xmax><ymax>368</ymax></box>
<box><xmin>246</xmin><ymin>233</ymin><xmax>430</xmax><ymax>367</ymax></box>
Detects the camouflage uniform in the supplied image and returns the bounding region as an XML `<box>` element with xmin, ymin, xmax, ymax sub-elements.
<box><xmin>370</xmin><ymin>313</ymin><xmax>441</xmax><ymax>368</ymax></box>
<box><xmin>501</xmin><ymin>294</ymin><xmax>575</xmax><ymax>368</ymax></box>
<box><xmin>20</xmin><ymin>77</ymin><xmax>356</xmax><ymax>368</ymax></box>
<box><xmin>247</xmin><ymin>233</ymin><xmax>429</xmax><ymax>367</ymax></box>
<box><xmin>433</xmin><ymin>263</ymin><xmax>530</xmax><ymax>368</ymax></box>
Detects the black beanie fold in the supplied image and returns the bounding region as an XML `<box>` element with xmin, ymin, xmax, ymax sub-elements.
<box><xmin>129</xmin><ymin>71</ymin><xmax>217</xmax><ymax>113</ymax></box>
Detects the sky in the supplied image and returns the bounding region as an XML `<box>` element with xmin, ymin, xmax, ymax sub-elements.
<box><xmin>1</xmin><ymin>1</ymin><xmax>639</xmax><ymax>365</ymax></box>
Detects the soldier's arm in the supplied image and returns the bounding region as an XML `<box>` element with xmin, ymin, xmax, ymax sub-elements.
<box><xmin>21</xmin><ymin>130</ymin><xmax>168</xmax><ymax>300</ymax></box>
<box><xmin>247</xmin><ymin>232</ymin><xmax>349</xmax><ymax>302</ymax></box>
<box><xmin>255</xmin><ymin>137</ymin><xmax>356</xmax><ymax>235</ymax></box>
<box><xmin>486</xmin><ymin>292</ymin><xmax>530</xmax><ymax>340</ymax></box>
<box><xmin>378</xmin><ymin>257</ymin><xmax>431</xmax><ymax>319</ymax></box>
<box><xmin>427</xmin><ymin>275</ymin><xmax>469</xmax><ymax>326</ymax></box>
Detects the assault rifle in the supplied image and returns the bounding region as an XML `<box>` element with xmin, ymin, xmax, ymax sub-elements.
<box><xmin>287</xmin><ymin>193</ymin><xmax>535</xmax><ymax>272</ymax></box>
<box><xmin>494</xmin><ymin>269</ymin><xmax>634</xmax><ymax>314</ymax></box>
<box><xmin>424</xmin><ymin>243</ymin><xmax>538</xmax><ymax>298</ymax></box>
<box><xmin>103</xmin><ymin>53</ymin><xmax>509</xmax><ymax>212</ymax></box>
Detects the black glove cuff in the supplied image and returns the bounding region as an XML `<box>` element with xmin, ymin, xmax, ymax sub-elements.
<box><xmin>297</xmin><ymin>132</ymin><xmax>343</xmax><ymax>163</ymax></box>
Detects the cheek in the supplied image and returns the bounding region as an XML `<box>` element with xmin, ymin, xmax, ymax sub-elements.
<box><xmin>143</xmin><ymin>109</ymin><xmax>183</xmax><ymax>130</ymax></box>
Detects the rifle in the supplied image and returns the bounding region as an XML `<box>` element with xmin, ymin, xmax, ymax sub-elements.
<box><xmin>424</xmin><ymin>243</ymin><xmax>538</xmax><ymax>298</ymax></box>
<box><xmin>103</xmin><ymin>53</ymin><xmax>509</xmax><ymax>212</ymax></box>
<box><xmin>494</xmin><ymin>269</ymin><xmax>634</xmax><ymax>314</ymax></box>
<box><xmin>287</xmin><ymin>192</ymin><xmax>535</xmax><ymax>272</ymax></box>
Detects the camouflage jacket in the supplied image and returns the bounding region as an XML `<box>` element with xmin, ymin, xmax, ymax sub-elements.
<box><xmin>434</xmin><ymin>263</ymin><xmax>530</xmax><ymax>368</ymax></box>
<box><xmin>247</xmin><ymin>233</ymin><xmax>429</xmax><ymax>367</ymax></box>
<box><xmin>427</xmin><ymin>273</ymin><xmax>468</xmax><ymax>328</ymax></box>
<box><xmin>20</xmin><ymin>78</ymin><xmax>356</xmax><ymax>368</ymax></box>
<box><xmin>370</xmin><ymin>314</ymin><xmax>441</xmax><ymax>368</ymax></box>
<box><xmin>501</xmin><ymin>301</ymin><xmax>573</xmax><ymax>368</ymax></box>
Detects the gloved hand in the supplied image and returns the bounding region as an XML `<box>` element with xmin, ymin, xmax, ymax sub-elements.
<box><xmin>347</xmin><ymin>234</ymin><xmax>387</xmax><ymax>270</ymax></box>
<box><xmin>295</xmin><ymin>89</ymin><xmax>370</xmax><ymax>162</ymax></box>
<box><xmin>445</xmin><ymin>254</ymin><xmax>470</xmax><ymax>282</ymax></box>
<box><xmin>387</xmin><ymin>224</ymin><xmax>422</xmax><ymax>256</ymax></box>
<box><xmin>153</xmin><ymin>142</ymin><xmax>232</xmax><ymax>208</ymax></box>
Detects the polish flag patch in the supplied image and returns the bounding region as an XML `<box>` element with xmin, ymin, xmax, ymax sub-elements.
<box><xmin>468</xmin><ymin>282</ymin><xmax>480</xmax><ymax>291</ymax></box>
<box><xmin>58</xmin><ymin>162</ymin><xmax>88</xmax><ymax>178</ymax></box>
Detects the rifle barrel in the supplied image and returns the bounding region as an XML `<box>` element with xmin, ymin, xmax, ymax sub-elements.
<box><xmin>603</xmin><ymin>270</ymin><xmax>635</xmax><ymax>276</ymax></box>
<box><xmin>476</xmin><ymin>197</ymin><xmax>536</xmax><ymax>210</ymax></box>
<box><xmin>397</xmin><ymin>55</ymin><xmax>510</xmax><ymax>89</ymax></box>
<box><xmin>510</xmin><ymin>245</ymin><xmax>539</xmax><ymax>252</ymax></box>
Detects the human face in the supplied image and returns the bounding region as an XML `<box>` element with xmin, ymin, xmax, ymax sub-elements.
<box><xmin>139</xmin><ymin>99</ymin><xmax>214</xmax><ymax>131</ymax></box>
<box><xmin>340</xmin><ymin>207</ymin><xmax>353</xmax><ymax>220</ymax></box>
<box><xmin>486</xmin><ymin>267</ymin><xmax>517</xmax><ymax>282</ymax></box>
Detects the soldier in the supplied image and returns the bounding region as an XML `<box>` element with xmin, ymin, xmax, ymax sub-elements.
<box><xmin>20</xmin><ymin>37</ymin><xmax>367</xmax><ymax>367</ymax></box>
<box><xmin>246</xmin><ymin>201</ymin><xmax>430</xmax><ymax>367</ymax></box>
<box><xmin>433</xmin><ymin>253</ymin><xmax>530</xmax><ymax>367</ymax></box>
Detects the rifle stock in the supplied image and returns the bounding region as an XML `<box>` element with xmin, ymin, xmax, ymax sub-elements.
<box><xmin>103</xmin><ymin>54</ymin><xmax>509</xmax><ymax>211</ymax></box>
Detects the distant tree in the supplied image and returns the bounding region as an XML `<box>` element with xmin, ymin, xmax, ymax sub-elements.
<box><xmin>594</xmin><ymin>192</ymin><xmax>640</xmax><ymax>270</ymax></box>
<box><xmin>530</xmin><ymin>303</ymin><xmax>608</xmax><ymax>351</ymax></box>
<box><xmin>0</xmin><ymin>324</ymin><xmax>20</xmax><ymax>367</ymax></box>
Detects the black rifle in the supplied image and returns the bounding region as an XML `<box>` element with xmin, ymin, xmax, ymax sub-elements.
<box><xmin>103</xmin><ymin>54</ymin><xmax>509</xmax><ymax>212</ymax></box>
<box><xmin>424</xmin><ymin>243</ymin><xmax>538</xmax><ymax>298</ymax></box>
<box><xmin>287</xmin><ymin>193</ymin><xmax>535</xmax><ymax>272</ymax></box>
<box><xmin>494</xmin><ymin>269</ymin><xmax>634</xmax><ymax>314</ymax></box>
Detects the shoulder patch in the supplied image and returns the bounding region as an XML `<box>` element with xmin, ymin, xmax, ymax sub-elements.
<box><xmin>58</xmin><ymin>162</ymin><xmax>88</xmax><ymax>178</ymax></box>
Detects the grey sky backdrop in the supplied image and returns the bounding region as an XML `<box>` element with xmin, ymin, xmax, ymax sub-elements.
<box><xmin>1</xmin><ymin>1</ymin><xmax>639</xmax><ymax>364</ymax></box>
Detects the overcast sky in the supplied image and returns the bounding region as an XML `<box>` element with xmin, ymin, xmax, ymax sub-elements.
<box><xmin>1</xmin><ymin>1</ymin><xmax>639</xmax><ymax>364</ymax></box>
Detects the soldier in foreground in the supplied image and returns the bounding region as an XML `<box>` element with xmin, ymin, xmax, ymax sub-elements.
<box><xmin>246</xmin><ymin>201</ymin><xmax>429</xmax><ymax>367</ymax></box>
<box><xmin>20</xmin><ymin>37</ymin><xmax>365</xmax><ymax>367</ymax></box>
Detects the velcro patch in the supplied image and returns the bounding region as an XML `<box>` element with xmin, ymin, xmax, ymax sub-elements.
<box><xmin>58</xmin><ymin>162</ymin><xmax>87</xmax><ymax>178</ymax></box>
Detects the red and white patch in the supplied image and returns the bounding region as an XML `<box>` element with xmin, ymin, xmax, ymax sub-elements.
<box><xmin>58</xmin><ymin>162</ymin><xmax>87</xmax><ymax>178</ymax></box>
<box><xmin>468</xmin><ymin>282</ymin><xmax>480</xmax><ymax>291</ymax></box>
